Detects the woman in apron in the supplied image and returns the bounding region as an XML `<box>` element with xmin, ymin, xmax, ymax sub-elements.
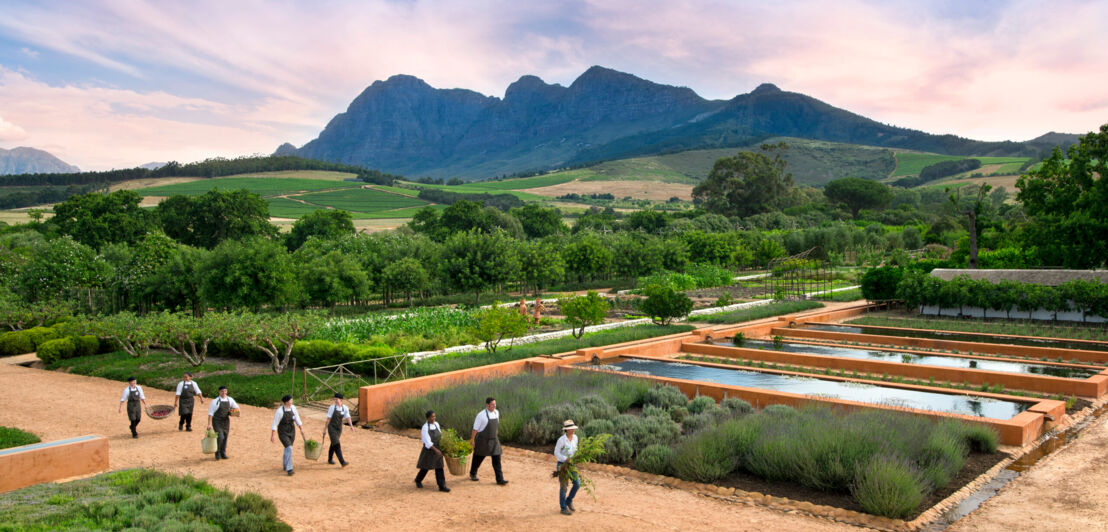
<box><xmin>173</xmin><ymin>372</ymin><xmax>203</xmax><ymax>432</ymax></box>
<box><xmin>414</xmin><ymin>410</ymin><xmax>450</xmax><ymax>492</ymax></box>
<box><xmin>323</xmin><ymin>393</ymin><xmax>354</xmax><ymax>467</ymax></box>
<box><xmin>206</xmin><ymin>386</ymin><xmax>239</xmax><ymax>460</ymax></box>
<box><xmin>117</xmin><ymin>377</ymin><xmax>147</xmax><ymax>438</ymax></box>
<box><xmin>469</xmin><ymin>396</ymin><xmax>508</xmax><ymax>485</ymax></box>
<box><xmin>270</xmin><ymin>395</ymin><xmax>306</xmax><ymax>476</ymax></box>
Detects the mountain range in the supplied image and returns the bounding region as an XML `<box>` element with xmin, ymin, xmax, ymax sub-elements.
<box><xmin>282</xmin><ymin>66</ymin><xmax>1075</xmax><ymax>180</ymax></box>
<box><xmin>0</xmin><ymin>147</ymin><xmax>79</xmax><ymax>175</ymax></box>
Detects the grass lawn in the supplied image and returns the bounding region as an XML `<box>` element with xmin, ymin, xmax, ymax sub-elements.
<box><xmin>846</xmin><ymin>313</ymin><xmax>1108</xmax><ymax>342</ymax></box>
<box><xmin>0</xmin><ymin>468</ymin><xmax>290</xmax><ymax>531</ymax></box>
<box><xmin>137</xmin><ymin>177</ymin><xmax>361</xmax><ymax>197</ymax></box>
<box><xmin>696</xmin><ymin>300</ymin><xmax>824</xmax><ymax>325</ymax></box>
<box><xmin>0</xmin><ymin>426</ymin><xmax>40</xmax><ymax>449</ymax></box>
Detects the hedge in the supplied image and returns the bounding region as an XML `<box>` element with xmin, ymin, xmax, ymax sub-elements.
<box><xmin>895</xmin><ymin>271</ymin><xmax>1108</xmax><ymax>319</ymax></box>
<box><xmin>0</xmin><ymin>331</ymin><xmax>34</xmax><ymax>357</ymax></box>
<box><xmin>36</xmin><ymin>337</ymin><xmax>75</xmax><ymax>365</ymax></box>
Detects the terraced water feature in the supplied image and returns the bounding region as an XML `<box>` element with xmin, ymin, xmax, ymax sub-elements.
<box><xmin>718</xmin><ymin>339</ymin><xmax>1100</xmax><ymax>379</ymax></box>
<box><xmin>591</xmin><ymin>357</ymin><xmax>1031</xmax><ymax>419</ymax></box>
<box><xmin>803</xmin><ymin>323</ymin><xmax>1108</xmax><ymax>353</ymax></box>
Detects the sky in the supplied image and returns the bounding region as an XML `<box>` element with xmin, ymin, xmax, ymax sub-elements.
<box><xmin>0</xmin><ymin>0</ymin><xmax>1105</xmax><ymax>171</ymax></box>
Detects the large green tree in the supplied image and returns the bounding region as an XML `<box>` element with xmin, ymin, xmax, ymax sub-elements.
<box><xmin>156</xmin><ymin>189</ymin><xmax>277</xmax><ymax>249</ymax></box>
<box><xmin>52</xmin><ymin>190</ymin><xmax>157</xmax><ymax>248</ymax></box>
<box><xmin>286</xmin><ymin>209</ymin><xmax>355</xmax><ymax>250</ymax></box>
<box><xmin>1016</xmin><ymin>124</ymin><xmax>1108</xmax><ymax>267</ymax></box>
<box><xmin>439</xmin><ymin>230</ymin><xmax>519</xmax><ymax>304</ymax></box>
<box><xmin>692</xmin><ymin>143</ymin><xmax>793</xmax><ymax>218</ymax></box>
<box><xmin>298</xmin><ymin>250</ymin><xmax>369</xmax><ymax>309</ymax></box>
<box><xmin>510</xmin><ymin>204</ymin><xmax>567</xmax><ymax>239</ymax></box>
<box><xmin>823</xmin><ymin>177</ymin><xmax>893</xmax><ymax>218</ymax></box>
<box><xmin>199</xmin><ymin>237</ymin><xmax>299</xmax><ymax>310</ymax></box>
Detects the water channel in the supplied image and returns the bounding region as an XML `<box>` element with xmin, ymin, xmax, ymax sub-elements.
<box><xmin>802</xmin><ymin>323</ymin><xmax>1108</xmax><ymax>353</ymax></box>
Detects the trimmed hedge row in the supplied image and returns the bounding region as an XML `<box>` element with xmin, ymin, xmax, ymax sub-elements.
<box><xmin>894</xmin><ymin>270</ymin><xmax>1108</xmax><ymax>318</ymax></box>
<box><xmin>0</xmin><ymin>326</ymin><xmax>58</xmax><ymax>357</ymax></box>
<box><xmin>36</xmin><ymin>335</ymin><xmax>100</xmax><ymax>365</ymax></box>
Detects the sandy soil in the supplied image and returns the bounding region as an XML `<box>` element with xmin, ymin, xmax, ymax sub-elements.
<box><xmin>526</xmin><ymin>179</ymin><xmax>694</xmax><ymax>201</ymax></box>
<box><xmin>948</xmin><ymin>410</ymin><xmax>1108</xmax><ymax>532</ymax></box>
<box><xmin>0</xmin><ymin>362</ymin><xmax>854</xmax><ymax>531</ymax></box>
<box><xmin>109</xmin><ymin>177</ymin><xmax>204</xmax><ymax>192</ymax></box>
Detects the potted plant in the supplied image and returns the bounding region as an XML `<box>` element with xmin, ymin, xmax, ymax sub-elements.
<box><xmin>439</xmin><ymin>428</ymin><xmax>472</xmax><ymax>476</ymax></box>
<box><xmin>304</xmin><ymin>438</ymin><xmax>322</xmax><ymax>460</ymax></box>
<box><xmin>201</xmin><ymin>429</ymin><xmax>218</xmax><ymax>454</ymax></box>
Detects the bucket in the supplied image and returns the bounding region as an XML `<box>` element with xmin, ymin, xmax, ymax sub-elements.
<box><xmin>445</xmin><ymin>456</ymin><xmax>467</xmax><ymax>476</ymax></box>
<box><xmin>201</xmin><ymin>436</ymin><xmax>217</xmax><ymax>454</ymax></box>
<box><xmin>304</xmin><ymin>444</ymin><xmax>322</xmax><ymax>461</ymax></box>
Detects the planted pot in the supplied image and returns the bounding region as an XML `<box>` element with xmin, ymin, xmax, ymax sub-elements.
<box><xmin>445</xmin><ymin>456</ymin><xmax>467</xmax><ymax>476</ymax></box>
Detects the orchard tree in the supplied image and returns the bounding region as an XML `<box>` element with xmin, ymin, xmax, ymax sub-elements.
<box><xmin>440</xmin><ymin>230</ymin><xmax>519</xmax><ymax>305</ymax></box>
<box><xmin>823</xmin><ymin>177</ymin><xmax>893</xmax><ymax>218</ymax></box>
<box><xmin>638</xmin><ymin>285</ymin><xmax>693</xmax><ymax>326</ymax></box>
<box><xmin>91</xmin><ymin>311</ymin><xmax>156</xmax><ymax>357</ymax></box>
<box><xmin>471</xmin><ymin>305</ymin><xmax>531</xmax><ymax>353</ymax></box>
<box><xmin>560</xmin><ymin>291</ymin><xmax>610</xmax><ymax>338</ymax></box>
<box><xmin>17</xmin><ymin>236</ymin><xmax>112</xmax><ymax>304</ymax></box>
<box><xmin>382</xmin><ymin>257</ymin><xmax>429</xmax><ymax>306</ymax></box>
<box><xmin>518</xmin><ymin>240</ymin><xmax>565</xmax><ymax>294</ymax></box>
<box><xmin>298</xmin><ymin>250</ymin><xmax>369</xmax><ymax>309</ymax></box>
<box><xmin>199</xmin><ymin>237</ymin><xmax>299</xmax><ymax>310</ymax></box>
<box><xmin>230</xmin><ymin>312</ymin><xmax>323</xmax><ymax>373</ymax></box>
<box><xmin>286</xmin><ymin>209</ymin><xmax>355</xmax><ymax>250</ymax></box>
<box><xmin>140</xmin><ymin>245</ymin><xmax>208</xmax><ymax>315</ymax></box>
<box><xmin>156</xmin><ymin>189</ymin><xmax>277</xmax><ymax>249</ymax></box>
<box><xmin>149</xmin><ymin>311</ymin><xmax>229</xmax><ymax>366</ymax></box>
<box><xmin>948</xmin><ymin>184</ymin><xmax>992</xmax><ymax>269</ymax></box>
<box><xmin>692</xmin><ymin>143</ymin><xmax>794</xmax><ymax>218</ymax></box>
<box><xmin>562</xmin><ymin>235</ymin><xmax>613</xmax><ymax>282</ymax></box>
<box><xmin>52</xmin><ymin>190</ymin><xmax>157</xmax><ymax>248</ymax></box>
<box><xmin>511</xmin><ymin>204</ymin><xmax>567</xmax><ymax>238</ymax></box>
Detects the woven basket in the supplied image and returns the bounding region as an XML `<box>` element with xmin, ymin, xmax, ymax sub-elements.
<box><xmin>201</xmin><ymin>435</ymin><xmax>218</xmax><ymax>454</ymax></box>
<box><xmin>146</xmin><ymin>405</ymin><xmax>175</xmax><ymax>420</ymax></box>
<box><xmin>445</xmin><ymin>456</ymin><xmax>467</xmax><ymax>476</ymax></box>
<box><xmin>304</xmin><ymin>443</ymin><xmax>322</xmax><ymax>460</ymax></box>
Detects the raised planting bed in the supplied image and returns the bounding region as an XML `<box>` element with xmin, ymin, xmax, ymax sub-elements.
<box><xmin>807</xmin><ymin>322</ymin><xmax>1108</xmax><ymax>353</ymax></box>
<box><xmin>847</xmin><ymin>312</ymin><xmax>1108</xmax><ymax>343</ymax></box>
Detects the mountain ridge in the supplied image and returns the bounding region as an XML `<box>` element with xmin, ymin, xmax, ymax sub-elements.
<box><xmin>0</xmin><ymin>146</ymin><xmax>80</xmax><ymax>175</ymax></box>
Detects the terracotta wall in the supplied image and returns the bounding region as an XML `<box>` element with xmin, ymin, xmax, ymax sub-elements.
<box><xmin>683</xmin><ymin>343</ymin><xmax>1108</xmax><ymax>398</ymax></box>
<box><xmin>0</xmin><ymin>435</ymin><xmax>109</xmax><ymax>493</ymax></box>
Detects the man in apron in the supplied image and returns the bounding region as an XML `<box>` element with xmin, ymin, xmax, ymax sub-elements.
<box><xmin>270</xmin><ymin>394</ymin><xmax>306</xmax><ymax>476</ymax></box>
<box><xmin>415</xmin><ymin>410</ymin><xmax>449</xmax><ymax>492</ymax></box>
<box><xmin>117</xmin><ymin>376</ymin><xmax>147</xmax><ymax>438</ymax></box>
<box><xmin>469</xmin><ymin>396</ymin><xmax>508</xmax><ymax>485</ymax></box>
<box><xmin>173</xmin><ymin>372</ymin><xmax>203</xmax><ymax>432</ymax></box>
<box><xmin>206</xmin><ymin>386</ymin><xmax>239</xmax><ymax>460</ymax></box>
<box><xmin>323</xmin><ymin>393</ymin><xmax>354</xmax><ymax>467</ymax></box>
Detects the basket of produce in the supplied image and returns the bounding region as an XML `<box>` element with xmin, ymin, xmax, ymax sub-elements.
<box><xmin>146</xmin><ymin>405</ymin><xmax>175</xmax><ymax>420</ymax></box>
<box><xmin>201</xmin><ymin>429</ymin><xmax>218</xmax><ymax>454</ymax></box>
<box><xmin>230</xmin><ymin>408</ymin><xmax>241</xmax><ymax>417</ymax></box>
<box><xmin>440</xmin><ymin>428</ymin><xmax>472</xmax><ymax>476</ymax></box>
<box><xmin>304</xmin><ymin>439</ymin><xmax>322</xmax><ymax>460</ymax></box>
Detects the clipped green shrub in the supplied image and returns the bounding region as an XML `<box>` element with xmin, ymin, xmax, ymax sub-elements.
<box><xmin>582</xmin><ymin>419</ymin><xmax>614</xmax><ymax>438</ymax></box>
<box><xmin>681</xmin><ymin>412</ymin><xmax>713</xmax><ymax>435</ymax></box>
<box><xmin>23</xmin><ymin>326</ymin><xmax>59</xmax><ymax>348</ymax></box>
<box><xmin>635</xmin><ymin>444</ymin><xmax>674</xmax><ymax>475</ymax></box>
<box><xmin>36</xmin><ymin>337</ymin><xmax>76</xmax><ymax>365</ymax></box>
<box><xmin>641</xmin><ymin>404</ymin><xmax>669</xmax><ymax>419</ymax></box>
<box><xmin>720</xmin><ymin>397</ymin><xmax>753</xmax><ymax>416</ymax></box>
<box><xmin>670</xmin><ymin>430</ymin><xmax>734</xmax><ymax>482</ymax></box>
<box><xmin>643</xmin><ymin>385</ymin><xmax>688</xmax><ymax>410</ymax></box>
<box><xmin>687</xmin><ymin>395</ymin><xmax>716</xmax><ymax>414</ymax></box>
<box><xmin>851</xmin><ymin>455</ymin><xmax>927</xmax><ymax>519</ymax></box>
<box><xmin>74</xmin><ymin>335</ymin><xmax>100</xmax><ymax>357</ymax></box>
<box><xmin>599</xmin><ymin>434</ymin><xmax>634</xmax><ymax>464</ymax></box>
<box><xmin>668</xmin><ymin>405</ymin><xmax>689</xmax><ymax>423</ymax></box>
<box><xmin>0</xmin><ymin>331</ymin><xmax>34</xmax><ymax>356</ymax></box>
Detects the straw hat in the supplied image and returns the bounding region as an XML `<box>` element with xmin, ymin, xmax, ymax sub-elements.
<box><xmin>563</xmin><ymin>419</ymin><xmax>578</xmax><ymax>431</ymax></box>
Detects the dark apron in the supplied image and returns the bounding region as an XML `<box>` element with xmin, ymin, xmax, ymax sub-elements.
<box><xmin>475</xmin><ymin>410</ymin><xmax>501</xmax><ymax>457</ymax></box>
<box><xmin>277</xmin><ymin>408</ymin><xmax>296</xmax><ymax>447</ymax></box>
<box><xmin>213</xmin><ymin>398</ymin><xmax>231</xmax><ymax>434</ymax></box>
<box><xmin>126</xmin><ymin>387</ymin><xmax>142</xmax><ymax>422</ymax></box>
<box><xmin>327</xmin><ymin>406</ymin><xmax>346</xmax><ymax>443</ymax></box>
<box><xmin>179</xmin><ymin>382</ymin><xmax>196</xmax><ymax>416</ymax></box>
<box><xmin>416</xmin><ymin>424</ymin><xmax>443</xmax><ymax>470</ymax></box>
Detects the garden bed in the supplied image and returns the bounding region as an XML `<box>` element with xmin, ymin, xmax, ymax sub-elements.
<box><xmin>847</xmin><ymin>310</ymin><xmax>1108</xmax><ymax>343</ymax></box>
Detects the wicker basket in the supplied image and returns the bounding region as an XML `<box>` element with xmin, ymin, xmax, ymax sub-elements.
<box><xmin>146</xmin><ymin>405</ymin><xmax>175</xmax><ymax>420</ymax></box>
<box><xmin>445</xmin><ymin>456</ymin><xmax>467</xmax><ymax>476</ymax></box>
<box><xmin>201</xmin><ymin>435</ymin><xmax>218</xmax><ymax>454</ymax></box>
<box><xmin>304</xmin><ymin>442</ymin><xmax>322</xmax><ymax>460</ymax></box>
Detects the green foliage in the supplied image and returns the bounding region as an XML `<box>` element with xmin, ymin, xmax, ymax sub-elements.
<box><xmin>599</xmin><ymin>434</ymin><xmax>634</xmax><ymax>464</ymax></box>
<box><xmin>720</xmin><ymin>397</ymin><xmax>753</xmax><ymax>416</ymax></box>
<box><xmin>296</xmin><ymin>250</ymin><xmax>369</xmax><ymax>308</ymax></box>
<box><xmin>635</xmin><ymin>444</ymin><xmax>674</xmax><ymax>475</ymax></box>
<box><xmin>199</xmin><ymin>237</ymin><xmax>299</xmax><ymax>310</ymax></box>
<box><xmin>667</xmin><ymin>406</ymin><xmax>690</xmax><ymax>423</ymax></box>
<box><xmin>851</xmin><ymin>455</ymin><xmax>927</xmax><ymax>519</ymax></box>
<box><xmin>582</xmin><ymin>418</ymin><xmax>615</xmax><ymax>438</ymax></box>
<box><xmin>156</xmin><ymin>189</ymin><xmax>277</xmax><ymax>249</ymax></box>
<box><xmin>439</xmin><ymin>428</ymin><xmax>473</xmax><ymax>459</ymax></box>
<box><xmin>824</xmin><ymin>177</ymin><xmax>893</xmax><ymax>218</ymax></box>
<box><xmin>642</xmin><ymin>385</ymin><xmax>688</xmax><ymax>410</ymax></box>
<box><xmin>0</xmin><ymin>426</ymin><xmax>40</xmax><ymax>449</ymax></box>
<box><xmin>559</xmin><ymin>291</ymin><xmax>610</xmax><ymax>338</ymax></box>
<box><xmin>471</xmin><ymin>305</ymin><xmax>531</xmax><ymax>353</ymax></box>
<box><xmin>303</xmin><ymin>439</ymin><xmax>321</xmax><ymax>452</ymax></box>
<box><xmin>693</xmin><ymin>143</ymin><xmax>794</xmax><ymax>218</ymax></box>
<box><xmin>639</xmin><ymin>284</ymin><xmax>692</xmax><ymax>326</ymax></box>
<box><xmin>316</xmin><ymin>307</ymin><xmax>478</xmax><ymax>344</ymax></box>
<box><xmin>36</xmin><ymin>337</ymin><xmax>76</xmax><ymax>365</ymax></box>
<box><xmin>686</xmin><ymin>395</ymin><xmax>716</xmax><ymax>414</ymax></box>
<box><xmin>510</xmin><ymin>204</ymin><xmax>568</xmax><ymax>238</ymax></box>
<box><xmin>671</xmin><ymin>429</ymin><xmax>735</xmax><ymax>482</ymax></box>
<box><xmin>17</xmin><ymin>236</ymin><xmax>111</xmax><ymax>302</ymax></box>
<box><xmin>52</xmin><ymin>190</ymin><xmax>158</xmax><ymax>248</ymax></box>
<box><xmin>861</xmin><ymin>266</ymin><xmax>904</xmax><ymax>301</ymax></box>
<box><xmin>0</xmin><ymin>330</ymin><xmax>34</xmax><ymax>356</ymax></box>
<box><xmin>699</xmin><ymin>300</ymin><xmax>824</xmax><ymax>325</ymax></box>
<box><xmin>895</xmin><ymin>270</ymin><xmax>1108</xmax><ymax>319</ymax></box>
<box><xmin>439</xmin><ymin>229</ymin><xmax>519</xmax><ymax>304</ymax></box>
<box><xmin>562</xmin><ymin>235</ymin><xmax>613</xmax><ymax>282</ymax></box>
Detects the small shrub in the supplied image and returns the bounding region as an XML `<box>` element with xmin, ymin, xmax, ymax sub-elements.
<box><xmin>671</xmin><ymin>431</ymin><xmax>733</xmax><ymax>482</ymax></box>
<box><xmin>635</xmin><ymin>444</ymin><xmax>674</xmax><ymax>475</ymax></box>
<box><xmin>23</xmin><ymin>326</ymin><xmax>59</xmax><ymax>348</ymax></box>
<box><xmin>720</xmin><ymin>397</ymin><xmax>753</xmax><ymax>416</ymax></box>
<box><xmin>36</xmin><ymin>337</ymin><xmax>76</xmax><ymax>365</ymax></box>
<box><xmin>668</xmin><ymin>405</ymin><xmax>689</xmax><ymax>423</ymax></box>
<box><xmin>74</xmin><ymin>335</ymin><xmax>100</xmax><ymax>357</ymax></box>
<box><xmin>582</xmin><ymin>418</ymin><xmax>614</xmax><ymax>438</ymax></box>
<box><xmin>643</xmin><ymin>385</ymin><xmax>688</xmax><ymax>409</ymax></box>
<box><xmin>772</xmin><ymin>335</ymin><xmax>784</xmax><ymax>349</ymax></box>
<box><xmin>681</xmin><ymin>412</ymin><xmax>714</xmax><ymax>435</ymax></box>
<box><xmin>641</xmin><ymin>404</ymin><xmax>669</xmax><ymax>419</ymax></box>
<box><xmin>851</xmin><ymin>454</ymin><xmax>927</xmax><ymax>519</ymax></box>
<box><xmin>599</xmin><ymin>434</ymin><xmax>633</xmax><ymax>464</ymax></box>
<box><xmin>687</xmin><ymin>395</ymin><xmax>716</xmax><ymax>414</ymax></box>
<box><xmin>731</xmin><ymin>332</ymin><xmax>745</xmax><ymax>346</ymax></box>
<box><xmin>0</xmin><ymin>331</ymin><xmax>34</xmax><ymax>357</ymax></box>
<box><xmin>762</xmin><ymin>404</ymin><xmax>796</xmax><ymax>417</ymax></box>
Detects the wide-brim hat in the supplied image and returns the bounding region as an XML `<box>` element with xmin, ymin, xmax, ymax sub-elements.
<box><xmin>563</xmin><ymin>419</ymin><xmax>578</xmax><ymax>431</ymax></box>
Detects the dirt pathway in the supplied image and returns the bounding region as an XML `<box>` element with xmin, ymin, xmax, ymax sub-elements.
<box><xmin>0</xmin><ymin>363</ymin><xmax>853</xmax><ymax>532</ymax></box>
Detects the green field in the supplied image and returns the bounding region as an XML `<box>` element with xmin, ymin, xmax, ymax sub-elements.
<box><xmin>297</xmin><ymin>187</ymin><xmax>428</xmax><ymax>212</ymax></box>
<box><xmin>890</xmin><ymin>154</ymin><xmax>1031</xmax><ymax>178</ymax></box>
<box><xmin>138</xmin><ymin>177</ymin><xmax>361</xmax><ymax>196</ymax></box>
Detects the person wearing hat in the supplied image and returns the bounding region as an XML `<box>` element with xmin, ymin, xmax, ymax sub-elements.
<box><xmin>270</xmin><ymin>395</ymin><xmax>307</xmax><ymax>476</ymax></box>
<box><xmin>414</xmin><ymin>410</ymin><xmax>450</xmax><ymax>492</ymax></box>
<box><xmin>206</xmin><ymin>386</ymin><xmax>240</xmax><ymax>460</ymax></box>
<box><xmin>554</xmin><ymin>419</ymin><xmax>580</xmax><ymax>515</ymax></box>
<box><xmin>469</xmin><ymin>396</ymin><xmax>508</xmax><ymax>485</ymax></box>
<box><xmin>323</xmin><ymin>393</ymin><xmax>354</xmax><ymax>467</ymax></box>
<box><xmin>173</xmin><ymin>372</ymin><xmax>203</xmax><ymax>432</ymax></box>
<box><xmin>117</xmin><ymin>377</ymin><xmax>148</xmax><ymax>439</ymax></box>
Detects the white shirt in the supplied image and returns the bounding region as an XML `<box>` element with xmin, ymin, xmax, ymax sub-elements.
<box><xmin>554</xmin><ymin>433</ymin><xmax>578</xmax><ymax>463</ymax></box>
<box><xmin>175</xmin><ymin>381</ymin><xmax>202</xmax><ymax>396</ymax></box>
<box><xmin>421</xmin><ymin>421</ymin><xmax>441</xmax><ymax>449</ymax></box>
<box><xmin>208</xmin><ymin>396</ymin><xmax>239</xmax><ymax>416</ymax></box>
<box><xmin>120</xmin><ymin>385</ymin><xmax>145</xmax><ymax>402</ymax></box>
<box><xmin>271</xmin><ymin>405</ymin><xmax>303</xmax><ymax>431</ymax></box>
<box><xmin>472</xmin><ymin>408</ymin><xmax>500</xmax><ymax>433</ymax></box>
<box><xmin>326</xmin><ymin>404</ymin><xmax>351</xmax><ymax>420</ymax></box>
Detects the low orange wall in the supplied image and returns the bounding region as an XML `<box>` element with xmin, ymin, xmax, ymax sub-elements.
<box><xmin>773</xmin><ymin>327</ymin><xmax>1108</xmax><ymax>364</ymax></box>
<box><xmin>704</xmin><ymin>302</ymin><xmax>878</xmax><ymax>340</ymax></box>
<box><xmin>683</xmin><ymin>343</ymin><xmax>1108</xmax><ymax>398</ymax></box>
<box><xmin>0</xmin><ymin>435</ymin><xmax>109</xmax><ymax>493</ymax></box>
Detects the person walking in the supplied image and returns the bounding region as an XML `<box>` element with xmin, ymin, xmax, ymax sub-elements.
<box><xmin>323</xmin><ymin>393</ymin><xmax>354</xmax><ymax>467</ymax></box>
<box><xmin>554</xmin><ymin>419</ymin><xmax>580</xmax><ymax>515</ymax></box>
<box><xmin>173</xmin><ymin>372</ymin><xmax>203</xmax><ymax>432</ymax></box>
<box><xmin>469</xmin><ymin>396</ymin><xmax>508</xmax><ymax>485</ymax></box>
<box><xmin>117</xmin><ymin>377</ymin><xmax>148</xmax><ymax>439</ymax></box>
<box><xmin>206</xmin><ymin>386</ymin><xmax>239</xmax><ymax>460</ymax></box>
<box><xmin>414</xmin><ymin>410</ymin><xmax>450</xmax><ymax>492</ymax></box>
<box><xmin>270</xmin><ymin>395</ymin><xmax>307</xmax><ymax>476</ymax></box>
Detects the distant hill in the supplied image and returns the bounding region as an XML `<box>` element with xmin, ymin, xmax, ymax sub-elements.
<box><xmin>280</xmin><ymin>66</ymin><xmax>1061</xmax><ymax>180</ymax></box>
<box><xmin>0</xmin><ymin>147</ymin><xmax>79</xmax><ymax>175</ymax></box>
<box><xmin>138</xmin><ymin>161</ymin><xmax>167</xmax><ymax>170</ymax></box>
